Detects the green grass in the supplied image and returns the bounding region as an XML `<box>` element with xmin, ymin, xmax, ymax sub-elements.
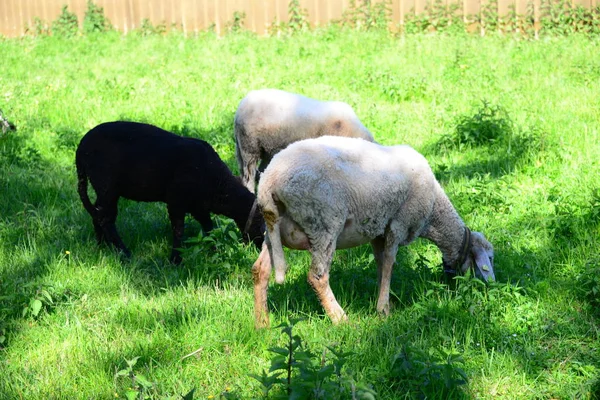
<box><xmin>1</xmin><ymin>29</ymin><xmax>599</xmax><ymax>399</ymax></box>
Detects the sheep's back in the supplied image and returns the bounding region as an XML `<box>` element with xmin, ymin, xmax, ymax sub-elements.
<box><xmin>259</xmin><ymin>137</ymin><xmax>431</xmax><ymax>237</ymax></box>
<box><xmin>235</xmin><ymin>90</ymin><xmax>373</xmax><ymax>153</ymax></box>
<box><xmin>77</xmin><ymin>121</ymin><xmax>227</xmax><ymax>202</ymax></box>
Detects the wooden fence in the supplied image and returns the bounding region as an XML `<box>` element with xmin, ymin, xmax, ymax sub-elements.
<box><xmin>1</xmin><ymin>0</ymin><xmax>598</xmax><ymax>37</ymax></box>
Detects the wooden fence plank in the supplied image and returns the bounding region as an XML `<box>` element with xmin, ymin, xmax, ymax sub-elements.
<box><xmin>0</xmin><ymin>0</ymin><xmax>596</xmax><ymax>37</ymax></box>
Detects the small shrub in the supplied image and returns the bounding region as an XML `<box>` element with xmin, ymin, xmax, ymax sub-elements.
<box><xmin>28</xmin><ymin>17</ymin><xmax>50</xmax><ymax>36</ymax></box>
<box><xmin>137</xmin><ymin>19</ymin><xmax>167</xmax><ymax>36</ymax></box>
<box><xmin>115</xmin><ymin>356</ymin><xmax>155</xmax><ymax>399</ymax></box>
<box><xmin>83</xmin><ymin>0</ymin><xmax>113</xmax><ymax>34</ymax></box>
<box><xmin>0</xmin><ymin>133</ymin><xmax>43</xmax><ymax>168</ymax></box>
<box><xmin>577</xmin><ymin>267</ymin><xmax>600</xmax><ymax>323</ymax></box>
<box><xmin>549</xmin><ymin>187</ymin><xmax>600</xmax><ymax>243</ymax></box>
<box><xmin>576</xmin><ymin>259</ymin><xmax>600</xmax><ymax>310</ymax></box>
<box><xmin>180</xmin><ymin>218</ymin><xmax>255</xmax><ymax>281</ymax></box>
<box><xmin>51</xmin><ymin>5</ymin><xmax>79</xmax><ymax>38</ymax></box>
<box><xmin>477</xmin><ymin>0</ymin><xmax>501</xmax><ymax>35</ymax></box>
<box><xmin>288</xmin><ymin>0</ymin><xmax>310</xmax><ymax>33</ymax></box>
<box><xmin>390</xmin><ymin>344</ymin><xmax>468</xmax><ymax>398</ymax></box>
<box><xmin>440</xmin><ymin>101</ymin><xmax>514</xmax><ymax>148</ymax></box>
<box><xmin>249</xmin><ymin>319</ymin><xmax>376</xmax><ymax>399</ymax></box>
<box><xmin>404</xmin><ymin>0</ymin><xmax>463</xmax><ymax>34</ymax></box>
<box><xmin>56</xmin><ymin>129</ymin><xmax>81</xmax><ymax>150</ymax></box>
<box><xmin>539</xmin><ymin>0</ymin><xmax>600</xmax><ymax>35</ymax></box>
<box><xmin>340</xmin><ymin>0</ymin><xmax>392</xmax><ymax>31</ymax></box>
<box><xmin>226</xmin><ymin>11</ymin><xmax>246</xmax><ymax>34</ymax></box>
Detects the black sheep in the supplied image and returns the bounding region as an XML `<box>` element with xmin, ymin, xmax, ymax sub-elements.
<box><xmin>76</xmin><ymin>121</ymin><xmax>264</xmax><ymax>264</ymax></box>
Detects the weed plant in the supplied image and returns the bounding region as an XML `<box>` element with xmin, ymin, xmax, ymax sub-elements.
<box><xmin>0</xmin><ymin>19</ymin><xmax>599</xmax><ymax>400</ymax></box>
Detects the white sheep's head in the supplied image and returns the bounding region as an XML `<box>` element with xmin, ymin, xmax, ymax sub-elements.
<box><xmin>459</xmin><ymin>231</ymin><xmax>495</xmax><ymax>282</ymax></box>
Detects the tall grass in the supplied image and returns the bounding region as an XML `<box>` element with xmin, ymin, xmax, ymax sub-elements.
<box><xmin>0</xmin><ymin>30</ymin><xmax>599</xmax><ymax>399</ymax></box>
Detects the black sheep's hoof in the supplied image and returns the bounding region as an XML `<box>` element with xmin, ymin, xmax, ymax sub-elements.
<box><xmin>119</xmin><ymin>248</ymin><xmax>132</xmax><ymax>260</ymax></box>
<box><xmin>169</xmin><ymin>253</ymin><xmax>183</xmax><ymax>265</ymax></box>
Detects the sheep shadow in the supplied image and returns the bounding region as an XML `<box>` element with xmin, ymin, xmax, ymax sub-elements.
<box><xmin>264</xmin><ymin>241</ymin><xmax>487</xmax><ymax>323</ymax></box>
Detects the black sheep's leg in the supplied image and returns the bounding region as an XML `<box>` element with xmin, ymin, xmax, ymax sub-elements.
<box><xmin>93</xmin><ymin>220</ymin><xmax>105</xmax><ymax>244</ymax></box>
<box><xmin>168</xmin><ymin>204</ymin><xmax>186</xmax><ymax>265</ymax></box>
<box><xmin>92</xmin><ymin>201</ymin><xmax>106</xmax><ymax>244</ymax></box>
<box><xmin>96</xmin><ymin>196</ymin><xmax>131</xmax><ymax>259</ymax></box>
<box><xmin>192</xmin><ymin>211</ymin><xmax>213</xmax><ymax>234</ymax></box>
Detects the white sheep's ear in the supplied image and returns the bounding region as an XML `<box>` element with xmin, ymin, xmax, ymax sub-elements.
<box><xmin>473</xmin><ymin>249</ymin><xmax>495</xmax><ymax>282</ymax></box>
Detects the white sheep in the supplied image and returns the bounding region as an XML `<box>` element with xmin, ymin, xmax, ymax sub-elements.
<box><xmin>252</xmin><ymin>136</ymin><xmax>495</xmax><ymax>327</ymax></box>
<box><xmin>234</xmin><ymin>88</ymin><xmax>375</xmax><ymax>193</ymax></box>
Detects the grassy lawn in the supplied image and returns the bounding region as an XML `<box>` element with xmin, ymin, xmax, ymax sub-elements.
<box><xmin>0</xmin><ymin>29</ymin><xmax>599</xmax><ymax>399</ymax></box>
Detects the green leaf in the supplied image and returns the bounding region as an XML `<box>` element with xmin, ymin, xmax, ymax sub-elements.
<box><xmin>269</xmin><ymin>359</ymin><xmax>288</xmax><ymax>372</ymax></box>
<box><xmin>135</xmin><ymin>373</ymin><xmax>153</xmax><ymax>388</ymax></box>
<box><xmin>268</xmin><ymin>346</ymin><xmax>289</xmax><ymax>356</ymax></box>
<box><xmin>126</xmin><ymin>356</ymin><xmax>140</xmax><ymax>368</ymax></box>
<box><xmin>125</xmin><ymin>390</ymin><xmax>138</xmax><ymax>400</ymax></box>
<box><xmin>30</xmin><ymin>299</ymin><xmax>43</xmax><ymax>317</ymax></box>
<box><xmin>41</xmin><ymin>289</ymin><xmax>54</xmax><ymax>303</ymax></box>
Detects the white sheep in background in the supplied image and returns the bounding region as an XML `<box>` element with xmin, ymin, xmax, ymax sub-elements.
<box><xmin>252</xmin><ymin>136</ymin><xmax>495</xmax><ymax>327</ymax></box>
<box><xmin>234</xmin><ymin>88</ymin><xmax>375</xmax><ymax>193</ymax></box>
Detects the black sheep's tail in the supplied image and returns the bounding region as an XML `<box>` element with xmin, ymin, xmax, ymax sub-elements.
<box><xmin>76</xmin><ymin>158</ymin><xmax>96</xmax><ymax>218</ymax></box>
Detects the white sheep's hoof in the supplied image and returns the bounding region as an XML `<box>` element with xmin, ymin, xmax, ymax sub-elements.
<box><xmin>275</xmin><ymin>270</ymin><xmax>286</xmax><ymax>284</ymax></box>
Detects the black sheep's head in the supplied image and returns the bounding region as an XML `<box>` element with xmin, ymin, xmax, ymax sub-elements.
<box><xmin>244</xmin><ymin>210</ymin><xmax>265</xmax><ymax>249</ymax></box>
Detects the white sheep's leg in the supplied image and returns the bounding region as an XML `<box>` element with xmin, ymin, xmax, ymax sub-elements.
<box><xmin>371</xmin><ymin>236</ymin><xmax>399</xmax><ymax>316</ymax></box>
<box><xmin>252</xmin><ymin>243</ymin><xmax>272</xmax><ymax>329</ymax></box>
<box><xmin>307</xmin><ymin>240</ymin><xmax>348</xmax><ymax>324</ymax></box>
<box><xmin>263</xmin><ymin>215</ymin><xmax>288</xmax><ymax>284</ymax></box>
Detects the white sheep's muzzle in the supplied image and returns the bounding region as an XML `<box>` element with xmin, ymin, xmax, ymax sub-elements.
<box><xmin>468</xmin><ymin>231</ymin><xmax>496</xmax><ymax>282</ymax></box>
<box><xmin>473</xmin><ymin>253</ymin><xmax>495</xmax><ymax>282</ymax></box>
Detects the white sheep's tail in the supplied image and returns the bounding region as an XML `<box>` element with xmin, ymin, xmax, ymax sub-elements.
<box><xmin>262</xmin><ymin>195</ymin><xmax>288</xmax><ymax>284</ymax></box>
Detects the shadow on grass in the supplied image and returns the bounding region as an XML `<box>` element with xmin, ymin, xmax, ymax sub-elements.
<box><xmin>417</xmin><ymin>101</ymin><xmax>553</xmax><ymax>187</ymax></box>
<box><xmin>0</xmin><ymin>145</ymin><xmax>85</xmax><ymax>351</ymax></box>
<box><xmin>422</xmin><ymin>130</ymin><xmax>548</xmax><ymax>186</ymax></box>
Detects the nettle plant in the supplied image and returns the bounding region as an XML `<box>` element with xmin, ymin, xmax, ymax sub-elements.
<box><xmin>226</xmin><ymin>11</ymin><xmax>247</xmax><ymax>34</ymax></box>
<box><xmin>540</xmin><ymin>0</ymin><xmax>600</xmax><ymax>35</ymax></box>
<box><xmin>268</xmin><ymin>0</ymin><xmax>310</xmax><ymax>35</ymax></box>
<box><xmin>576</xmin><ymin>257</ymin><xmax>600</xmax><ymax>311</ymax></box>
<box><xmin>339</xmin><ymin>0</ymin><xmax>393</xmax><ymax>31</ymax></box>
<box><xmin>249</xmin><ymin>319</ymin><xmax>377</xmax><ymax>399</ymax></box>
<box><xmin>390</xmin><ymin>343</ymin><xmax>468</xmax><ymax>398</ymax></box>
<box><xmin>43</xmin><ymin>1</ymin><xmax>113</xmax><ymax>37</ymax></box>
<box><xmin>439</xmin><ymin>100</ymin><xmax>514</xmax><ymax>149</ymax></box>
<box><xmin>51</xmin><ymin>5</ymin><xmax>79</xmax><ymax>38</ymax></box>
<box><xmin>83</xmin><ymin>0</ymin><xmax>113</xmax><ymax>34</ymax></box>
<box><xmin>181</xmin><ymin>218</ymin><xmax>253</xmax><ymax>277</ymax></box>
<box><xmin>114</xmin><ymin>357</ymin><xmax>155</xmax><ymax>400</ymax></box>
<box><xmin>403</xmin><ymin>0</ymin><xmax>464</xmax><ymax>34</ymax></box>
